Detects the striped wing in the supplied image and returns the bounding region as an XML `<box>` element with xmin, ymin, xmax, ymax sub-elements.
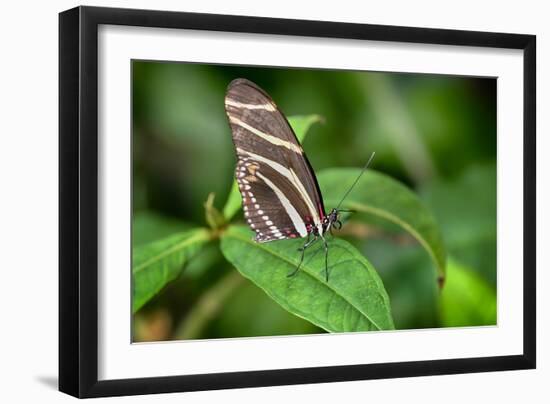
<box><xmin>225</xmin><ymin>78</ymin><xmax>326</xmax><ymax>242</ymax></box>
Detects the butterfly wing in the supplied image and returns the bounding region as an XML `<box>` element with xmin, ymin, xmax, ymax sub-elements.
<box><xmin>225</xmin><ymin>78</ymin><xmax>326</xmax><ymax>242</ymax></box>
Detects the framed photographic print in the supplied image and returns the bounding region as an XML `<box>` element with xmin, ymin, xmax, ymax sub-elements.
<box><xmin>59</xmin><ymin>5</ymin><xmax>536</xmax><ymax>398</ymax></box>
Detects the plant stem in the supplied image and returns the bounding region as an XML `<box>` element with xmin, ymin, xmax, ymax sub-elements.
<box><xmin>174</xmin><ymin>270</ymin><xmax>245</xmax><ymax>340</ymax></box>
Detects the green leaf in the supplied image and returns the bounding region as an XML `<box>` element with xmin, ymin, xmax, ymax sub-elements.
<box><xmin>421</xmin><ymin>163</ymin><xmax>496</xmax><ymax>285</ymax></box>
<box><xmin>220</xmin><ymin>226</ymin><xmax>394</xmax><ymax>332</ymax></box>
<box><xmin>222</xmin><ymin>182</ymin><xmax>241</xmax><ymax>222</ymax></box>
<box><xmin>132</xmin><ymin>228</ymin><xmax>211</xmax><ymax>313</ymax></box>
<box><xmin>318</xmin><ymin>168</ymin><xmax>447</xmax><ymax>285</ymax></box>
<box><xmin>287</xmin><ymin>114</ymin><xmax>324</xmax><ymax>142</ymax></box>
<box><xmin>439</xmin><ymin>258</ymin><xmax>496</xmax><ymax>327</ymax></box>
<box><xmin>204</xmin><ymin>193</ymin><xmax>226</xmax><ymax>230</ymax></box>
<box><xmin>222</xmin><ymin>114</ymin><xmax>323</xmax><ymax>221</ymax></box>
<box><xmin>132</xmin><ymin>211</ymin><xmax>191</xmax><ymax>247</ymax></box>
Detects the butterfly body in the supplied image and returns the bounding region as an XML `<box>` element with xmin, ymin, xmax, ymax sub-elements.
<box><xmin>224</xmin><ymin>78</ymin><xmax>346</xmax><ymax>281</ymax></box>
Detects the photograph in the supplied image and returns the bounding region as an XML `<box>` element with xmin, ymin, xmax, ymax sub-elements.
<box><xmin>55</xmin><ymin>3</ymin><xmax>537</xmax><ymax>400</ymax></box>
<box><xmin>131</xmin><ymin>61</ymin><xmax>497</xmax><ymax>342</ymax></box>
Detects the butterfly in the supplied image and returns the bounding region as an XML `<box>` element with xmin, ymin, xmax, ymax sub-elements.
<box><xmin>224</xmin><ymin>78</ymin><xmax>373</xmax><ymax>282</ymax></box>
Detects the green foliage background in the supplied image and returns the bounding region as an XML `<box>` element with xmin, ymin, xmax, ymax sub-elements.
<box><xmin>132</xmin><ymin>61</ymin><xmax>497</xmax><ymax>341</ymax></box>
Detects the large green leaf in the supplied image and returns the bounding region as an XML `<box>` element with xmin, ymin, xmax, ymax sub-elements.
<box><xmin>421</xmin><ymin>163</ymin><xmax>496</xmax><ymax>285</ymax></box>
<box><xmin>439</xmin><ymin>258</ymin><xmax>496</xmax><ymax>327</ymax></box>
<box><xmin>287</xmin><ymin>114</ymin><xmax>324</xmax><ymax>141</ymax></box>
<box><xmin>132</xmin><ymin>228</ymin><xmax>210</xmax><ymax>313</ymax></box>
<box><xmin>132</xmin><ymin>211</ymin><xmax>191</xmax><ymax>246</ymax></box>
<box><xmin>318</xmin><ymin>168</ymin><xmax>447</xmax><ymax>285</ymax></box>
<box><xmin>222</xmin><ymin>114</ymin><xmax>323</xmax><ymax>221</ymax></box>
<box><xmin>221</xmin><ymin>226</ymin><xmax>394</xmax><ymax>332</ymax></box>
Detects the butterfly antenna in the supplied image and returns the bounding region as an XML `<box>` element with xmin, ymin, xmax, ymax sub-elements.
<box><xmin>335</xmin><ymin>152</ymin><xmax>376</xmax><ymax>210</ymax></box>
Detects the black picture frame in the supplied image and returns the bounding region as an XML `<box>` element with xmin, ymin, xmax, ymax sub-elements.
<box><xmin>59</xmin><ymin>5</ymin><xmax>536</xmax><ymax>398</ymax></box>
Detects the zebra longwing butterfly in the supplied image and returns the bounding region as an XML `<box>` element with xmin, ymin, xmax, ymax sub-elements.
<box><xmin>224</xmin><ymin>78</ymin><xmax>373</xmax><ymax>281</ymax></box>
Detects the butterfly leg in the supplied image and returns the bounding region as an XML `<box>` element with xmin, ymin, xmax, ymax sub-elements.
<box><xmin>287</xmin><ymin>234</ymin><xmax>318</xmax><ymax>278</ymax></box>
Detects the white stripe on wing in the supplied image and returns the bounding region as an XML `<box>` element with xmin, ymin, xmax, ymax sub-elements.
<box><xmin>236</xmin><ymin>147</ymin><xmax>321</xmax><ymax>228</ymax></box>
<box><xmin>229</xmin><ymin>115</ymin><xmax>303</xmax><ymax>154</ymax></box>
<box><xmin>225</xmin><ymin>98</ymin><xmax>277</xmax><ymax>112</ymax></box>
<box><xmin>255</xmin><ymin>172</ymin><xmax>308</xmax><ymax>237</ymax></box>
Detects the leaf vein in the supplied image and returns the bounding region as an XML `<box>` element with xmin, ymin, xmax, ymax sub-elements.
<box><xmin>226</xmin><ymin>230</ymin><xmax>385</xmax><ymax>330</ymax></box>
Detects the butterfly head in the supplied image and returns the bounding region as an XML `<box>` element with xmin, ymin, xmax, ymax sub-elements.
<box><xmin>323</xmin><ymin>152</ymin><xmax>376</xmax><ymax>234</ymax></box>
<box><xmin>323</xmin><ymin>208</ymin><xmax>343</xmax><ymax>232</ymax></box>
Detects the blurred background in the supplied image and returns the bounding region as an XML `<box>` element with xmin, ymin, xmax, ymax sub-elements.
<box><xmin>132</xmin><ymin>61</ymin><xmax>497</xmax><ymax>342</ymax></box>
